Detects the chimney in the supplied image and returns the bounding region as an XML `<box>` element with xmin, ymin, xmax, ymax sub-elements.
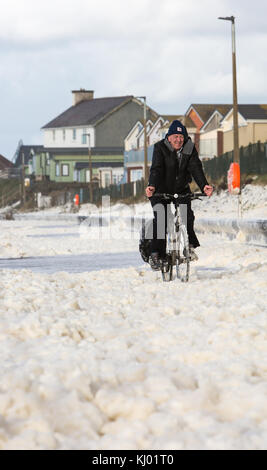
<box><xmin>72</xmin><ymin>89</ymin><xmax>94</xmax><ymax>106</ymax></box>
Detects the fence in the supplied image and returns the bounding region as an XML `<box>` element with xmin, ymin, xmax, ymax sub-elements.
<box><xmin>0</xmin><ymin>178</ymin><xmax>21</xmax><ymax>208</ymax></box>
<box><xmin>34</xmin><ymin>179</ymin><xmax>146</xmax><ymax>208</ymax></box>
<box><xmin>78</xmin><ymin>179</ymin><xmax>145</xmax><ymax>205</ymax></box>
<box><xmin>0</xmin><ymin>168</ymin><xmax>21</xmax><ymax>179</ymax></box>
<box><xmin>203</xmin><ymin>141</ymin><xmax>267</xmax><ymax>182</ymax></box>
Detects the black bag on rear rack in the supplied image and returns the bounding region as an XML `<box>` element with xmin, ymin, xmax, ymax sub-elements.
<box><xmin>139</xmin><ymin>218</ymin><xmax>153</xmax><ymax>263</ymax></box>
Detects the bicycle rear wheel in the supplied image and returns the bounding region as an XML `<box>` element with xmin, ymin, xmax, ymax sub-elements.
<box><xmin>176</xmin><ymin>225</ymin><xmax>190</xmax><ymax>282</ymax></box>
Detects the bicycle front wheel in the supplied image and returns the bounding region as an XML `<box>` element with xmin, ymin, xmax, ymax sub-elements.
<box><xmin>161</xmin><ymin>253</ymin><xmax>173</xmax><ymax>282</ymax></box>
<box><xmin>176</xmin><ymin>225</ymin><xmax>190</xmax><ymax>282</ymax></box>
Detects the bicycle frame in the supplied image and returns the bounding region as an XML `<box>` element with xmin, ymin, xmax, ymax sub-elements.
<box><xmin>152</xmin><ymin>192</ymin><xmax>206</xmax><ymax>282</ymax></box>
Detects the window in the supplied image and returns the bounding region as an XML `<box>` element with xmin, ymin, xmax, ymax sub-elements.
<box><xmin>52</xmin><ymin>130</ymin><xmax>56</xmax><ymax>141</ymax></box>
<box><xmin>82</xmin><ymin>129</ymin><xmax>87</xmax><ymax>144</ymax></box>
<box><xmin>63</xmin><ymin>129</ymin><xmax>66</xmax><ymax>141</ymax></box>
<box><xmin>62</xmin><ymin>164</ymin><xmax>69</xmax><ymax>176</ymax></box>
<box><xmin>32</xmin><ymin>155</ymin><xmax>36</xmax><ymax>172</ymax></box>
<box><xmin>74</xmin><ymin>170</ymin><xmax>81</xmax><ymax>182</ymax></box>
<box><xmin>46</xmin><ymin>153</ymin><xmax>50</xmax><ymax>165</ymax></box>
<box><xmin>73</xmin><ymin>129</ymin><xmax>76</xmax><ymax>140</ymax></box>
<box><xmin>113</xmin><ymin>174</ymin><xmax>121</xmax><ymax>185</ymax></box>
<box><xmin>85</xmin><ymin>170</ymin><xmax>90</xmax><ymax>182</ymax></box>
<box><xmin>56</xmin><ymin>163</ymin><xmax>60</xmax><ymax>177</ymax></box>
<box><xmin>104</xmin><ymin>173</ymin><xmax>111</xmax><ymax>187</ymax></box>
<box><xmin>130</xmin><ymin>169</ymin><xmax>143</xmax><ymax>182</ymax></box>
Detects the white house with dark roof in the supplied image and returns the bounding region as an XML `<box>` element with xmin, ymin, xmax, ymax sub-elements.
<box><xmin>124</xmin><ymin>121</ymin><xmax>143</xmax><ymax>151</ymax></box>
<box><xmin>42</xmin><ymin>89</ymin><xmax>158</xmax><ymax>149</ymax></box>
<box><xmin>147</xmin><ymin>116</ymin><xmax>166</xmax><ymax>146</ymax></box>
<box><xmin>136</xmin><ymin>120</ymin><xmax>154</xmax><ymax>149</ymax></box>
<box><xmin>15</xmin><ymin>89</ymin><xmax>159</xmax><ymax>185</ymax></box>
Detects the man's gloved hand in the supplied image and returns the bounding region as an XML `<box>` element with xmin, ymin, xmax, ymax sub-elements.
<box><xmin>146</xmin><ymin>186</ymin><xmax>155</xmax><ymax>197</ymax></box>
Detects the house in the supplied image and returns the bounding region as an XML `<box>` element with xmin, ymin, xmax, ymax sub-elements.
<box><xmin>220</xmin><ymin>104</ymin><xmax>267</xmax><ymax>153</ymax></box>
<box><xmin>0</xmin><ymin>154</ymin><xmax>14</xmax><ymax>171</ymax></box>
<box><xmin>15</xmin><ymin>90</ymin><xmax>158</xmax><ymax>185</ymax></box>
<box><xmin>15</xmin><ymin>145</ymin><xmax>45</xmax><ymax>167</ymax></box>
<box><xmin>186</xmin><ymin>103</ymin><xmax>267</xmax><ymax>159</ymax></box>
<box><xmin>136</xmin><ymin>120</ymin><xmax>154</xmax><ymax>149</ymax></box>
<box><xmin>186</xmin><ymin>104</ymin><xmax>232</xmax><ymax>131</ymax></box>
<box><xmin>185</xmin><ymin>104</ymin><xmax>232</xmax><ymax>156</ymax></box>
<box><xmin>124</xmin><ymin>114</ymin><xmax>197</xmax><ymax>182</ymax></box>
<box><xmin>22</xmin><ymin>146</ymin><xmax>124</xmax><ymax>186</ymax></box>
<box><xmin>42</xmin><ymin>89</ymin><xmax>158</xmax><ymax>149</ymax></box>
<box><xmin>0</xmin><ymin>153</ymin><xmax>15</xmax><ymax>178</ymax></box>
<box><xmin>124</xmin><ymin>121</ymin><xmax>143</xmax><ymax>151</ymax></box>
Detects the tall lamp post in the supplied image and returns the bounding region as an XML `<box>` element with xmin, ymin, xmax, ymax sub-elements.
<box><xmin>21</xmin><ymin>152</ymin><xmax>26</xmax><ymax>206</ymax></box>
<box><xmin>136</xmin><ymin>96</ymin><xmax>148</xmax><ymax>184</ymax></box>
<box><xmin>218</xmin><ymin>16</ymin><xmax>240</xmax><ymax>182</ymax></box>
<box><xmin>83</xmin><ymin>133</ymin><xmax>93</xmax><ymax>202</ymax></box>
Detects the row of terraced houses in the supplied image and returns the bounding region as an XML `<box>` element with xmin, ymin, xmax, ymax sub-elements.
<box><xmin>7</xmin><ymin>89</ymin><xmax>267</xmax><ymax>185</ymax></box>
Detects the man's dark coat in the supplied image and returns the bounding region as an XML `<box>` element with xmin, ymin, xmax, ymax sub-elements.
<box><xmin>148</xmin><ymin>137</ymin><xmax>208</xmax><ymax>194</ymax></box>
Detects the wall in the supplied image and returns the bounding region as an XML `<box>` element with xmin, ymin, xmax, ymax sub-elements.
<box><xmin>199</xmin><ymin>129</ymin><xmax>218</xmax><ymax>158</ymax></box>
<box><xmin>223</xmin><ymin>122</ymin><xmax>267</xmax><ymax>153</ymax></box>
<box><xmin>124</xmin><ymin>122</ymin><xmax>143</xmax><ymax>151</ymax></box>
<box><xmin>53</xmin><ymin>160</ymin><xmax>76</xmax><ymax>183</ymax></box>
<box><xmin>188</xmin><ymin>108</ymin><xmax>203</xmax><ymax>130</ymax></box>
<box><xmin>147</xmin><ymin>118</ymin><xmax>164</xmax><ymax>146</ymax></box>
<box><xmin>137</xmin><ymin>121</ymin><xmax>153</xmax><ymax>148</ymax></box>
<box><xmin>254</xmin><ymin>123</ymin><xmax>267</xmax><ymax>142</ymax></box>
<box><xmin>95</xmin><ymin>100</ymin><xmax>157</xmax><ymax>147</ymax></box>
<box><xmin>203</xmin><ymin>112</ymin><xmax>223</xmax><ymax>133</ymax></box>
<box><xmin>221</xmin><ymin>112</ymin><xmax>247</xmax><ymax>132</ymax></box>
<box><xmin>43</xmin><ymin>126</ymin><xmax>95</xmax><ymax>148</ymax></box>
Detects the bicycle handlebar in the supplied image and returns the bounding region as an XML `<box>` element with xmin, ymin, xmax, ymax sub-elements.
<box><xmin>152</xmin><ymin>192</ymin><xmax>207</xmax><ymax>201</ymax></box>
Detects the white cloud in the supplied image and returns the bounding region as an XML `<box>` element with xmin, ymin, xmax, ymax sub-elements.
<box><xmin>0</xmin><ymin>0</ymin><xmax>267</xmax><ymax>159</ymax></box>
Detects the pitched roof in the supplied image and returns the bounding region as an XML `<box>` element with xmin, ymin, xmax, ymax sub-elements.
<box><xmin>42</xmin><ymin>96</ymin><xmax>134</xmax><ymax>129</ymax></box>
<box><xmin>183</xmin><ymin>116</ymin><xmax>196</xmax><ymax>128</ymax></box>
<box><xmin>0</xmin><ymin>154</ymin><xmax>14</xmax><ymax>170</ymax></box>
<box><xmin>188</xmin><ymin>104</ymin><xmax>232</xmax><ymax>125</ymax></box>
<box><xmin>15</xmin><ymin>145</ymin><xmax>44</xmax><ymax>167</ymax></box>
<box><xmin>188</xmin><ymin>103</ymin><xmax>267</xmax><ymax>127</ymax></box>
<box><xmin>236</xmin><ymin>104</ymin><xmax>267</xmax><ymax>120</ymax></box>
<box><xmin>161</xmin><ymin>114</ymin><xmax>184</xmax><ymax>122</ymax></box>
<box><xmin>160</xmin><ymin>115</ymin><xmax>196</xmax><ymax>130</ymax></box>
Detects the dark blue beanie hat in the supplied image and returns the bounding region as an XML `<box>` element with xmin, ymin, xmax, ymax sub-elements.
<box><xmin>166</xmin><ymin>120</ymin><xmax>188</xmax><ymax>140</ymax></box>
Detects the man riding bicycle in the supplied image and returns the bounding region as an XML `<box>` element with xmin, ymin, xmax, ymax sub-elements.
<box><xmin>145</xmin><ymin>119</ymin><xmax>213</xmax><ymax>270</ymax></box>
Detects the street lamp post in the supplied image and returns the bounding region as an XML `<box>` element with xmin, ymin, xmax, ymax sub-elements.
<box><xmin>83</xmin><ymin>133</ymin><xmax>93</xmax><ymax>202</ymax></box>
<box><xmin>136</xmin><ymin>96</ymin><xmax>148</xmax><ymax>184</ymax></box>
<box><xmin>219</xmin><ymin>15</ymin><xmax>242</xmax><ymax>216</ymax></box>
<box><xmin>21</xmin><ymin>152</ymin><xmax>26</xmax><ymax>206</ymax></box>
<box><xmin>218</xmin><ymin>17</ymin><xmax>240</xmax><ymax>173</ymax></box>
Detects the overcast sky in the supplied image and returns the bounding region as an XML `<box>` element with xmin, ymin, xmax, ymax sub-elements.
<box><xmin>0</xmin><ymin>0</ymin><xmax>266</xmax><ymax>161</ymax></box>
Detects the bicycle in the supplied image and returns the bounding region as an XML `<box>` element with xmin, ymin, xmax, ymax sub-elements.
<box><xmin>152</xmin><ymin>192</ymin><xmax>207</xmax><ymax>282</ymax></box>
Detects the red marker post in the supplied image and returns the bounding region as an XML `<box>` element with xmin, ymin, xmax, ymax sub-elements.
<box><xmin>227</xmin><ymin>162</ymin><xmax>240</xmax><ymax>194</ymax></box>
<box><xmin>74</xmin><ymin>194</ymin><xmax>80</xmax><ymax>207</ymax></box>
<box><xmin>227</xmin><ymin>162</ymin><xmax>242</xmax><ymax>217</ymax></box>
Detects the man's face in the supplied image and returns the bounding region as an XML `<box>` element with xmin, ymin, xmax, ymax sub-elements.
<box><xmin>168</xmin><ymin>134</ymin><xmax>184</xmax><ymax>150</ymax></box>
